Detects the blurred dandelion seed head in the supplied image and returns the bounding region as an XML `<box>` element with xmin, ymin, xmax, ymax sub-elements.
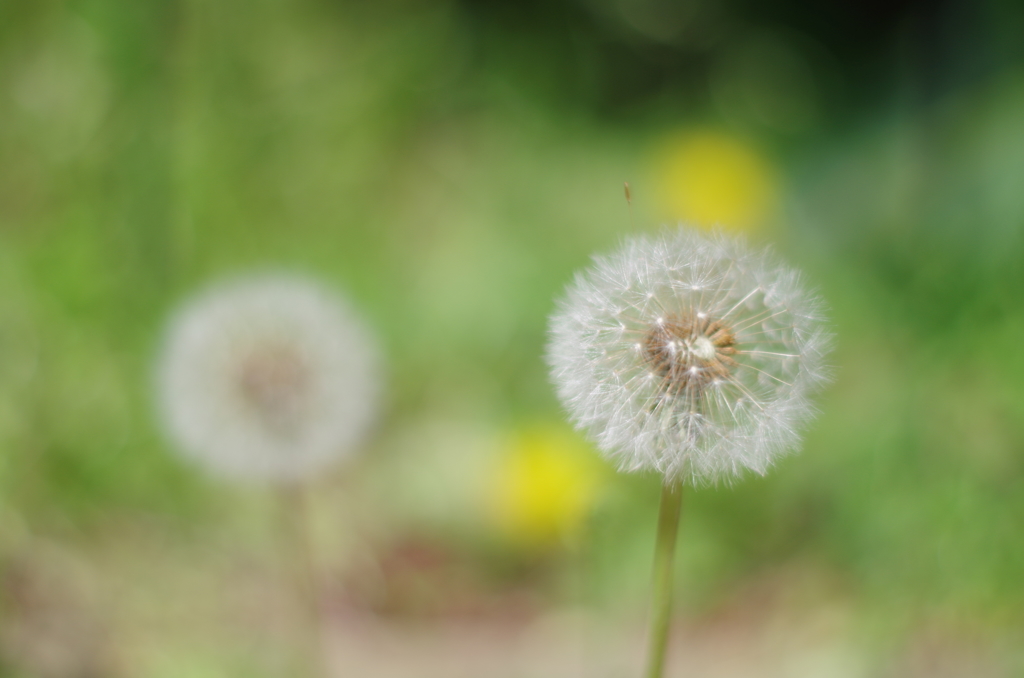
<box><xmin>156</xmin><ymin>275</ymin><xmax>382</xmax><ymax>482</ymax></box>
<box><xmin>652</xmin><ymin>129</ymin><xmax>778</xmax><ymax>231</ymax></box>
<box><xmin>547</xmin><ymin>227</ymin><xmax>831</xmax><ymax>485</ymax></box>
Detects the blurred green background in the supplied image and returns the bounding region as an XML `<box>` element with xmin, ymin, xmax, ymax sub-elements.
<box><xmin>2</xmin><ymin>0</ymin><xmax>1024</xmax><ymax>676</ymax></box>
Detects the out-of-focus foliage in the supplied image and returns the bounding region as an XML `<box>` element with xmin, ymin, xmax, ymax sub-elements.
<box><xmin>2</xmin><ymin>0</ymin><xmax>1024</xmax><ymax>675</ymax></box>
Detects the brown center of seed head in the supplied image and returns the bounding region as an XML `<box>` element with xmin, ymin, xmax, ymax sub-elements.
<box><xmin>237</xmin><ymin>343</ymin><xmax>310</xmax><ymax>435</ymax></box>
<box><xmin>642</xmin><ymin>313</ymin><xmax>738</xmax><ymax>395</ymax></box>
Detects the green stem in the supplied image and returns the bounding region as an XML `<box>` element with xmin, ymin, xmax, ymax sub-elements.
<box><xmin>643</xmin><ymin>480</ymin><xmax>683</xmax><ymax>678</ymax></box>
<box><xmin>280</xmin><ymin>485</ymin><xmax>328</xmax><ymax>678</ymax></box>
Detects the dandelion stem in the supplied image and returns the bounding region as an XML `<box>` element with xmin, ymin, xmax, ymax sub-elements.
<box><xmin>643</xmin><ymin>480</ymin><xmax>683</xmax><ymax>678</ymax></box>
<box><xmin>280</xmin><ymin>485</ymin><xmax>330</xmax><ymax>678</ymax></box>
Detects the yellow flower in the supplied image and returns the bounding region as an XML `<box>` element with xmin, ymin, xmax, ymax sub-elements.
<box><xmin>652</xmin><ymin>129</ymin><xmax>779</xmax><ymax>232</ymax></box>
<box><xmin>487</xmin><ymin>426</ymin><xmax>606</xmax><ymax>549</ymax></box>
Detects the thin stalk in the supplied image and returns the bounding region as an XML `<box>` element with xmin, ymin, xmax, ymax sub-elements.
<box><xmin>643</xmin><ymin>481</ymin><xmax>683</xmax><ymax>678</ymax></box>
<box><xmin>279</xmin><ymin>484</ymin><xmax>329</xmax><ymax>678</ymax></box>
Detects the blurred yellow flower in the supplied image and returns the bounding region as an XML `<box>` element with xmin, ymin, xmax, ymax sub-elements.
<box><xmin>487</xmin><ymin>426</ymin><xmax>606</xmax><ymax>549</ymax></box>
<box><xmin>652</xmin><ymin>129</ymin><xmax>779</xmax><ymax>232</ymax></box>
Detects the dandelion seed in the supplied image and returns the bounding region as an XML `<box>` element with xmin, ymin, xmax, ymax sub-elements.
<box><xmin>156</xmin><ymin>274</ymin><xmax>382</xmax><ymax>482</ymax></box>
<box><xmin>546</xmin><ymin>227</ymin><xmax>831</xmax><ymax>486</ymax></box>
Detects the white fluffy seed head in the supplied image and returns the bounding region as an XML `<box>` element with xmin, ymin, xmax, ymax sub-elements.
<box><xmin>156</xmin><ymin>274</ymin><xmax>382</xmax><ymax>483</ymax></box>
<box><xmin>546</xmin><ymin>227</ymin><xmax>832</xmax><ymax>485</ymax></box>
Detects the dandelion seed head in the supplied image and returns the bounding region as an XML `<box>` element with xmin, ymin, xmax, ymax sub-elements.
<box><xmin>156</xmin><ymin>274</ymin><xmax>381</xmax><ymax>482</ymax></box>
<box><xmin>546</xmin><ymin>227</ymin><xmax>832</xmax><ymax>485</ymax></box>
